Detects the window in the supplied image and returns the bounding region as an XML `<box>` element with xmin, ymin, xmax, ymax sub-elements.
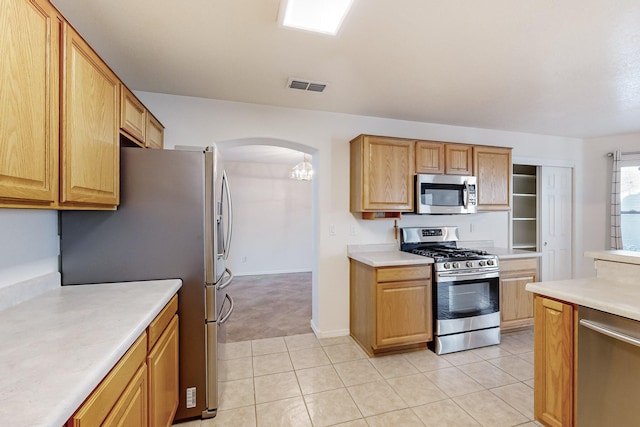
<box><xmin>620</xmin><ymin>163</ymin><xmax>640</xmax><ymax>251</ymax></box>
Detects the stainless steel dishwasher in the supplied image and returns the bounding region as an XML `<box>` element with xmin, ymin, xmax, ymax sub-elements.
<box><xmin>578</xmin><ymin>306</ymin><xmax>640</xmax><ymax>426</ymax></box>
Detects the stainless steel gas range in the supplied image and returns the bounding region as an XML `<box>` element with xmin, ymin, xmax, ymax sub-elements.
<box><xmin>400</xmin><ymin>226</ymin><xmax>500</xmax><ymax>355</ymax></box>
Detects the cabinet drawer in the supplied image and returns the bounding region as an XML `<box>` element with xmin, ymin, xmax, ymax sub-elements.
<box><xmin>376</xmin><ymin>266</ymin><xmax>431</xmax><ymax>283</ymax></box>
<box><xmin>69</xmin><ymin>332</ymin><xmax>147</xmax><ymax>426</ymax></box>
<box><xmin>148</xmin><ymin>295</ymin><xmax>178</xmax><ymax>350</ymax></box>
<box><xmin>501</xmin><ymin>258</ymin><xmax>538</xmax><ymax>273</ymax></box>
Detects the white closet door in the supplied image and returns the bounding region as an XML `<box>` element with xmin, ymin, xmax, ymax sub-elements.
<box><xmin>540</xmin><ymin>166</ymin><xmax>573</xmax><ymax>281</ymax></box>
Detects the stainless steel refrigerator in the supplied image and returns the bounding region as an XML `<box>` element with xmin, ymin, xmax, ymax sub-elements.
<box><xmin>60</xmin><ymin>146</ymin><xmax>233</xmax><ymax>421</ymax></box>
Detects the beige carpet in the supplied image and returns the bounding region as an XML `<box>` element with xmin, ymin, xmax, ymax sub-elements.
<box><xmin>225</xmin><ymin>272</ymin><xmax>312</xmax><ymax>342</ymax></box>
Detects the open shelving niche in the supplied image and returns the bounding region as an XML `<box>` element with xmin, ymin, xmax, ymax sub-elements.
<box><xmin>511</xmin><ymin>164</ymin><xmax>538</xmax><ymax>251</ymax></box>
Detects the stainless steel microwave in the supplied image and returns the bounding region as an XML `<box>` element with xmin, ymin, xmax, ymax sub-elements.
<box><xmin>415</xmin><ymin>174</ymin><xmax>477</xmax><ymax>214</ymax></box>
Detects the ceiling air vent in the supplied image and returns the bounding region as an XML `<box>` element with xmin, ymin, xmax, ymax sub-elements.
<box><xmin>287</xmin><ymin>77</ymin><xmax>327</xmax><ymax>93</ymax></box>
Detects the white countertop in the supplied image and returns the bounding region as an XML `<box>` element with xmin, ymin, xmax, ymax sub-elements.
<box><xmin>585</xmin><ymin>249</ymin><xmax>640</xmax><ymax>265</ymax></box>
<box><xmin>0</xmin><ymin>279</ymin><xmax>182</xmax><ymax>427</ymax></box>
<box><xmin>348</xmin><ymin>250</ymin><xmax>433</xmax><ymax>267</ymax></box>
<box><xmin>347</xmin><ymin>244</ymin><xmax>539</xmax><ymax>267</ymax></box>
<box><xmin>526</xmin><ymin>277</ymin><xmax>640</xmax><ymax>322</ymax></box>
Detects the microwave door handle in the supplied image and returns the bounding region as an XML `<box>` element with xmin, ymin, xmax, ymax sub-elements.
<box><xmin>463</xmin><ymin>181</ymin><xmax>469</xmax><ymax>210</ymax></box>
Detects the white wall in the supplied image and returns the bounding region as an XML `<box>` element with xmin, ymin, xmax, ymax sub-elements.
<box><xmin>0</xmin><ymin>209</ymin><xmax>59</xmax><ymax>289</ymax></box>
<box><xmin>136</xmin><ymin>90</ymin><xmax>584</xmax><ymax>337</ymax></box>
<box><xmin>224</xmin><ymin>161</ymin><xmax>313</xmax><ymax>275</ymax></box>
<box><xmin>580</xmin><ymin>133</ymin><xmax>640</xmax><ymax>277</ymax></box>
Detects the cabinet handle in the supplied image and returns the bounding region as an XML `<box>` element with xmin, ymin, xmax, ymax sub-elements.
<box><xmin>580</xmin><ymin>319</ymin><xmax>640</xmax><ymax>348</ymax></box>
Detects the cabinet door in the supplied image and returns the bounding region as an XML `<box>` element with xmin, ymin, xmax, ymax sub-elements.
<box><xmin>534</xmin><ymin>296</ymin><xmax>574</xmax><ymax>427</ymax></box>
<box><xmin>120</xmin><ymin>86</ymin><xmax>146</xmax><ymax>146</ymax></box>
<box><xmin>148</xmin><ymin>315</ymin><xmax>179</xmax><ymax>427</ymax></box>
<box><xmin>415</xmin><ymin>141</ymin><xmax>444</xmax><ymax>174</ymax></box>
<box><xmin>61</xmin><ymin>22</ymin><xmax>119</xmax><ymax>207</ymax></box>
<box><xmin>444</xmin><ymin>144</ymin><xmax>473</xmax><ymax>175</ymax></box>
<box><xmin>362</xmin><ymin>136</ymin><xmax>414</xmax><ymax>211</ymax></box>
<box><xmin>102</xmin><ymin>364</ymin><xmax>148</xmax><ymax>427</ymax></box>
<box><xmin>500</xmin><ymin>272</ymin><xmax>536</xmax><ymax>325</ymax></box>
<box><xmin>0</xmin><ymin>0</ymin><xmax>59</xmax><ymax>205</ymax></box>
<box><xmin>146</xmin><ymin>113</ymin><xmax>164</xmax><ymax>149</ymax></box>
<box><xmin>376</xmin><ymin>280</ymin><xmax>432</xmax><ymax>348</ymax></box>
<box><xmin>474</xmin><ymin>146</ymin><xmax>512</xmax><ymax>211</ymax></box>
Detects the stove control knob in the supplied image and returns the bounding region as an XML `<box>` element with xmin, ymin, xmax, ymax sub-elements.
<box><xmin>453</xmin><ymin>262</ymin><xmax>460</xmax><ymax>268</ymax></box>
<box><xmin>487</xmin><ymin>260</ymin><xmax>495</xmax><ymax>266</ymax></box>
<box><xmin>443</xmin><ymin>263</ymin><xmax>451</xmax><ymax>269</ymax></box>
<box><xmin>466</xmin><ymin>261</ymin><xmax>473</xmax><ymax>268</ymax></box>
<box><xmin>479</xmin><ymin>260</ymin><xmax>487</xmax><ymax>266</ymax></box>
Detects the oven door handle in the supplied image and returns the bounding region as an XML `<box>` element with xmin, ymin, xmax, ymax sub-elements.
<box><xmin>437</xmin><ymin>270</ymin><xmax>499</xmax><ymax>282</ymax></box>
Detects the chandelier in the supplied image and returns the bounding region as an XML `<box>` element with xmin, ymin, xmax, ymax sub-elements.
<box><xmin>289</xmin><ymin>155</ymin><xmax>314</xmax><ymax>181</ymax></box>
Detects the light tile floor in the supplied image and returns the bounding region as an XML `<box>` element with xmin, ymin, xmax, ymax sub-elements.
<box><xmin>174</xmin><ymin>330</ymin><xmax>543</xmax><ymax>427</ymax></box>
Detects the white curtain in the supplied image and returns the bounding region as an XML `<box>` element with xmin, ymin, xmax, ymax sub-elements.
<box><xmin>611</xmin><ymin>149</ymin><xmax>622</xmax><ymax>249</ymax></box>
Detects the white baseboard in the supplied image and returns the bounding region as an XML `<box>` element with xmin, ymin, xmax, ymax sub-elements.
<box><xmin>310</xmin><ymin>319</ymin><xmax>350</xmax><ymax>339</ymax></box>
<box><xmin>233</xmin><ymin>269</ymin><xmax>312</xmax><ymax>277</ymax></box>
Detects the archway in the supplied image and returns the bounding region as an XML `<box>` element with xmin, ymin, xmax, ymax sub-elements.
<box><xmin>216</xmin><ymin>137</ymin><xmax>318</xmax><ymax>341</ymax></box>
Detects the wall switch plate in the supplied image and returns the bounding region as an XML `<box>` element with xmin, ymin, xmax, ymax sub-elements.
<box><xmin>329</xmin><ymin>224</ymin><xmax>336</xmax><ymax>235</ymax></box>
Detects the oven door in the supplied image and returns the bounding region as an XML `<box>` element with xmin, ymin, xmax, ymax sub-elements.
<box><xmin>434</xmin><ymin>272</ymin><xmax>500</xmax><ymax>336</ymax></box>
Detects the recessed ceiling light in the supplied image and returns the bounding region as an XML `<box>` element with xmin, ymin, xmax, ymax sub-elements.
<box><xmin>278</xmin><ymin>0</ymin><xmax>354</xmax><ymax>36</ymax></box>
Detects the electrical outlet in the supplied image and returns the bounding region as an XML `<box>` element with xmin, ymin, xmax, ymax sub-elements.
<box><xmin>241</xmin><ymin>256</ymin><xmax>247</xmax><ymax>263</ymax></box>
<box><xmin>350</xmin><ymin>225</ymin><xmax>357</xmax><ymax>236</ymax></box>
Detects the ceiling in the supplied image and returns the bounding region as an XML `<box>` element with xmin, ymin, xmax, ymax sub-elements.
<box><xmin>51</xmin><ymin>0</ymin><xmax>640</xmax><ymax>139</ymax></box>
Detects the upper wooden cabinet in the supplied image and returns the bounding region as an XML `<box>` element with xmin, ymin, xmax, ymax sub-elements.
<box><xmin>415</xmin><ymin>141</ymin><xmax>445</xmax><ymax>174</ymax></box>
<box><xmin>444</xmin><ymin>144</ymin><xmax>474</xmax><ymax>175</ymax></box>
<box><xmin>350</xmin><ymin>135</ymin><xmax>414</xmax><ymax>216</ymax></box>
<box><xmin>60</xmin><ymin>22</ymin><xmax>120</xmax><ymax>207</ymax></box>
<box><xmin>120</xmin><ymin>86</ymin><xmax>165</xmax><ymax>149</ymax></box>
<box><xmin>0</xmin><ymin>0</ymin><xmax>164</xmax><ymax>210</ymax></box>
<box><xmin>0</xmin><ymin>0</ymin><xmax>60</xmax><ymax>207</ymax></box>
<box><xmin>146</xmin><ymin>113</ymin><xmax>165</xmax><ymax>149</ymax></box>
<box><xmin>121</xmin><ymin>86</ymin><xmax>147</xmax><ymax>145</ymax></box>
<box><xmin>474</xmin><ymin>146</ymin><xmax>512</xmax><ymax>211</ymax></box>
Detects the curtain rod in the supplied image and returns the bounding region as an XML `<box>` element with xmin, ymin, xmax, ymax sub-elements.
<box><xmin>607</xmin><ymin>151</ymin><xmax>640</xmax><ymax>157</ymax></box>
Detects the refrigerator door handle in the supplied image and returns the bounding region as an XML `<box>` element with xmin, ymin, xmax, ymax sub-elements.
<box><xmin>205</xmin><ymin>321</ymin><xmax>217</xmax><ymax>415</ymax></box>
<box><xmin>219</xmin><ymin>294</ymin><xmax>234</xmax><ymax>324</ymax></box>
<box><xmin>222</xmin><ymin>170</ymin><xmax>233</xmax><ymax>260</ymax></box>
<box><xmin>217</xmin><ymin>268</ymin><xmax>233</xmax><ymax>291</ymax></box>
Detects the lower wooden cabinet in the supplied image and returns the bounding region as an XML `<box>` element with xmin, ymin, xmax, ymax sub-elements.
<box><xmin>350</xmin><ymin>260</ymin><xmax>432</xmax><ymax>356</ymax></box>
<box><xmin>148</xmin><ymin>314</ymin><xmax>179</xmax><ymax>427</ymax></box>
<box><xmin>500</xmin><ymin>257</ymin><xmax>538</xmax><ymax>330</ymax></box>
<box><xmin>533</xmin><ymin>295</ymin><xmax>575</xmax><ymax>427</ymax></box>
<box><xmin>103</xmin><ymin>364</ymin><xmax>148</xmax><ymax>427</ymax></box>
<box><xmin>67</xmin><ymin>295</ymin><xmax>179</xmax><ymax>427</ymax></box>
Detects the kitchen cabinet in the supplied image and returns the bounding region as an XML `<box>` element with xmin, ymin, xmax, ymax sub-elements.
<box><xmin>60</xmin><ymin>21</ymin><xmax>120</xmax><ymax>208</ymax></box>
<box><xmin>350</xmin><ymin>135</ymin><xmax>414</xmax><ymax>218</ymax></box>
<box><xmin>121</xmin><ymin>86</ymin><xmax>147</xmax><ymax>146</ymax></box>
<box><xmin>146</xmin><ymin>113</ymin><xmax>165</xmax><ymax>149</ymax></box>
<box><xmin>474</xmin><ymin>145</ymin><xmax>512</xmax><ymax>211</ymax></box>
<box><xmin>444</xmin><ymin>143</ymin><xmax>473</xmax><ymax>175</ymax></box>
<box><xmin>500</xmin><ymin>257</ymin><xmax>538</xmax><ymax>330</ymax></box>
<box><xmin>67</xmin><ymin>294</ymin><xmax>179</xmax><ymax>427</ymax></box>
<box><xmin>416</xmin><ymin>141</ymin><xmax>473</xmax><ymax>175</ymax></box>
<box><xmin>68</xmin><ymin>333</ymin><xmax>148</xmax><ymax>426</ymax></box>
<box><xmin>415</xmin><ymin>141</ymin><xmax>445</xmax><ymax>174</ymax></box>
<box><xmin>350</xmin><ymin>260</ymin><xmax>432</xmax><ymax>355</ymax></box>
<box><xmin>1</xmin><ymin>0</ymin><xmax>164</xmax><ymax>210</ymax></box>
<box><xmin>120</xmin><ymin>86</ymin><xmax>165</xmax><ymax>149</ymax></box>
<box><xmin>0</xmin><ymin>0</ymin><xmax>60</xmax><ymax>207</ymax></box>
<box><xmin>147</xmin><ymin>295</ymin><xmax>179</xmax><ymax>427</ymax></box>
<box><xmin>533</xmin><ymin>295</ymin><xmax>575</xmax><ymax>427</ymax></box>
